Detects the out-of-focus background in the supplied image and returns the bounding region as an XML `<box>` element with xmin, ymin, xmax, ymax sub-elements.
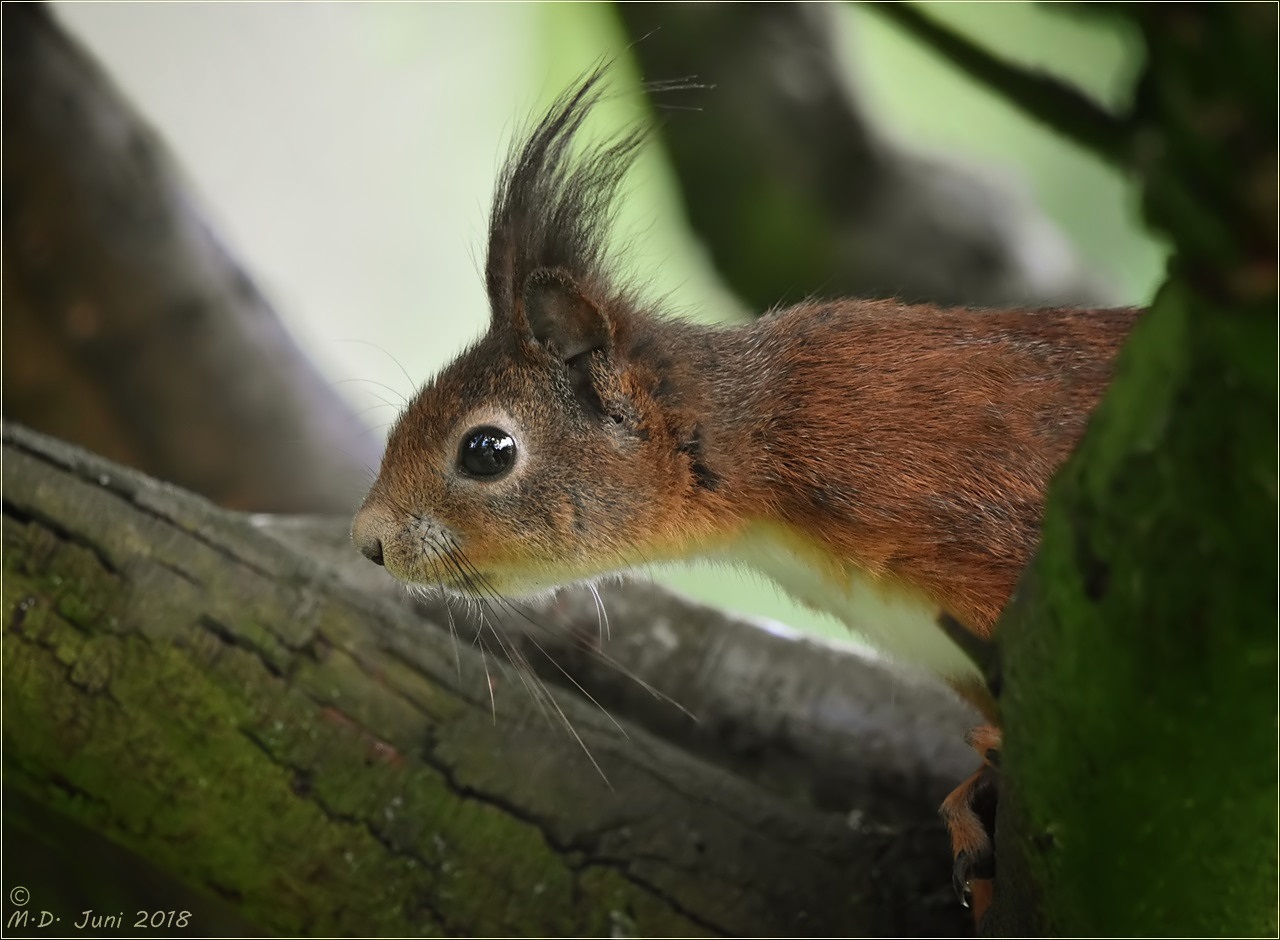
<box><xmin>52</xmin><ymin>1</ymin><xmax>1167</xmax><ymax>640</ymax></box>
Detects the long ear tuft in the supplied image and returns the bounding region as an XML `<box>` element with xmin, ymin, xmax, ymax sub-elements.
<box><xmin>486</xmin><ymin>65</ymin><xmax>643</xmax><ymax>333</ymax></box>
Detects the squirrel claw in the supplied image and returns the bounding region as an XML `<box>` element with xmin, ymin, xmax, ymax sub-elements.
<box><xmin>951</xmin><ymin>844</ymin><xmax>994</xmax><ymax>904</ymax></box>
<box><xmin>952</xmin><ymin>853</ymin><xmax>973</xmax><ymax>908</ymax></box>
<box><xmin>942</xmin><ymin>725</ymin><xmax>1001</xmax><ymax>924</ymax></box>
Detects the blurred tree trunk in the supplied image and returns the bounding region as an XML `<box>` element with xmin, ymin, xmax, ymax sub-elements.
<box><xmin>2</xmin><ymin>3</ymin><xmax>377</xmax><ymax>514</ymax></box>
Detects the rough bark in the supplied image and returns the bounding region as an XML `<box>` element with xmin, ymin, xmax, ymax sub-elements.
<box><xmin>3</xmin><ymin>421</ymin><xmax>974</xmax><ymax>936</ymax></box>
<box><xmin>275</xmin><ymin>512</ymin><xmax>980</xmax><ymax>821</ymax></box>
<box><xmin>615</xmin><ymin>2</ymin><xmax>1115</xmax><ymax>311</ymax></box>
<box><xmin>931</xmin><ymin>6</ymin><xmax>1277</xmax><ymax>934</ymax></box>
<box><xmin>1</xmin><ymin>4</ymin><xmax>378</xmax><ymax>514</ymax></box>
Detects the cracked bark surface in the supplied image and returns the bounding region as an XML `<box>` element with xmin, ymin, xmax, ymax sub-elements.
<box><xmin>3</xmin><ymin>422</ymin><xmax>973</xmax><ymax>936</ymax></box>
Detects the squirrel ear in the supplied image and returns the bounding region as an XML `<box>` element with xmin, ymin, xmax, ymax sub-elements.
<box><xmin>521</xmin><ymin>269</ymin><xmax>610</xmax><ymax>360</ymax></box>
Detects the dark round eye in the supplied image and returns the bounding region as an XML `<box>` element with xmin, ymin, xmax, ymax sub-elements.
<box><xmin>457</xmin><ymin>426</ymin><xmax>517</xmax><ymax>479</ymax></box>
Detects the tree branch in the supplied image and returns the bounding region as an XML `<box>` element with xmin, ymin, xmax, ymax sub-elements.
<box><xmin>616</xmin><ymin>2</ymin><xmax>1116</xmax><ymax>310</ymax></box>
<box><xmin>3</xmin><ymin>421</ymin><xmax>973</xmax><ymax>936</ymax></box>
<box><xmin>870</xmin><ymin>3</ymin><xmax>1133</xmax><ymax>167</ymax></box>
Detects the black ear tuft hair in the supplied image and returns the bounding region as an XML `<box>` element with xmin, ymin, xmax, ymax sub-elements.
<box><xmin>485</xmin><ymin>65</ymin><xmax>643</xmax><ymax>333</ymax></box>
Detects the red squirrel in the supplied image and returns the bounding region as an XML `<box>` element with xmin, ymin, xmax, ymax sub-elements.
<box><xmin>351</xmin><ymin>70</ymin><xmax>1140</xmax><ymax>923</ymax></box>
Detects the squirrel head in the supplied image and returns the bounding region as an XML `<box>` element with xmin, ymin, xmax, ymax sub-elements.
<box><xmin>353</xmin><ymin>69</ymin><xmax>731</xmax><ymax>597</ymax></box>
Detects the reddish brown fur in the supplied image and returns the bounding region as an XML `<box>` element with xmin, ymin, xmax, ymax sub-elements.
<box><xmin>702</xmin><ymin>299</ymin><xmax>1141</xmax><ymax>634</ymax></box>
<box><xmin>358</xmin><ymin>294</ymin><xmax>1137</xmax><ymax>639</ymax></box>
<box><xmin>355</xmin><ymin>69</ymin><xmax>1139</xmax><ymax>640</ymax></box>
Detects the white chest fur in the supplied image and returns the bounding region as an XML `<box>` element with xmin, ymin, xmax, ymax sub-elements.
<box><xmin>715</xmin><ymin>525</ymin><xmax>983</xmax><ymax>684</ymax></box>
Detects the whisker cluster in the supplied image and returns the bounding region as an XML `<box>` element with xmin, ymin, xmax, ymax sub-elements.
<box><xmin>403</xmin><ymin>526</ymin><xmax>697</xmax><ymax>783</ymax></box>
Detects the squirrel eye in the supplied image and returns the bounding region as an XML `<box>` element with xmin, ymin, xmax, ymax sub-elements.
<box><xmin>457</xmin><ymin>426</ymin><xmax>517</xmax><ymax>479</ymax></box>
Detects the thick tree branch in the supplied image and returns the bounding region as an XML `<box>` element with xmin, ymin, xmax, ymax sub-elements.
<box><xmin>3</xmin><ymin>421</ymin><xmax>973</xmax><ymax>936</ymax></box>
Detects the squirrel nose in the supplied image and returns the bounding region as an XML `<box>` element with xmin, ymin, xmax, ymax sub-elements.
<box><xmin>358</xmin><ymin>535</ymin><xmax>385</xmax><ymax>567</ymax></box>
<box><xmin>351</xmin><ymin>506</ymin><xmax>386</xmax><ymax>567</ymax></box>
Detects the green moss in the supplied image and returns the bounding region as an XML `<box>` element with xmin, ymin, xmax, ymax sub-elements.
<box><xmin>990</xmin><ymin>6</ymin><xmax>1277</xmax><ymax>931</ymax></box>
<box><xmin>1002</xmin><ymin>280</ymin><xmax>1278</xmax><ymax>934</ymax></box>
<box><xmin>4</xmin><ymin>506</ymin><xmax>715</xmax><ymax>936</ymax></box>
<box><xmin>576</xmin><ymin>866</ymin><xmax>708</xmax><ymax>936</ymax></box>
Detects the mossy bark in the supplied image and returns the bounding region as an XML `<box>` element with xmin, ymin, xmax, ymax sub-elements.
<box><xmin>992</xmin><ymin>282</ymin><xmax>1277</xmax><ymax>935</ymax></box>
<box><xmin>2</xmin><ymin>422</ymin><xmax>971</xmax><ymax>936</ymax></box>
<box><xmin>987</xmin><ymin>7</ymin><xmax>1277</xmax><ymax>935</ymax></box>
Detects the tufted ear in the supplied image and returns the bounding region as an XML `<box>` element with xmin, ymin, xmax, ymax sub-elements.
<box><xmin>521</xmin><ymin>268</ymin><xmax>611</xmax><ymax>361</ymax></box>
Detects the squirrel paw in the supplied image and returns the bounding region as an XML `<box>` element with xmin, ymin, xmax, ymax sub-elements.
<box><xmin>940</xmin><ymin>725</ymin><xmax>1001</xmax><ymax>923</ymax></box>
